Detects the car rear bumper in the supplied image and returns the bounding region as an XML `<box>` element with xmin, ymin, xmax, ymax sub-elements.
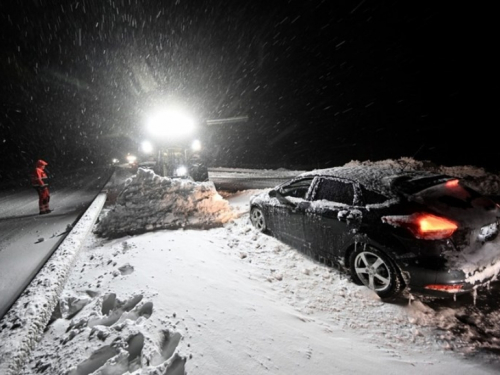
<box><xmin>402</xmin><ymin>263</ymin><xmax>499</xmax><ymax>297</ymax></box>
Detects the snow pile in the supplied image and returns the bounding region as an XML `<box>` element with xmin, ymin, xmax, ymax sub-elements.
<box><xmin>94</xmin><ymin>168</ymin><xmax>238</xmax><ymax>238</ymax></box>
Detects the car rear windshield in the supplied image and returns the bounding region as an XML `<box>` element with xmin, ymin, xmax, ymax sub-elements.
<box><xmin>412</xmin><ymin>180</ymin><xmax>487</xmax><ymax>209</ymax></box>
<box><xmin>390</xmin><ymin>174</ymin><xmax>454</xmax><ymax>195</ymax></box>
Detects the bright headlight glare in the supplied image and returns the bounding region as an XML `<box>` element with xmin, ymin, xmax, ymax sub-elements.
<box><xmin>141</xmin><ymin>140</ymin><xmax>153</xmax><ymax>154</ymax></box>
<box><xmin>175</xmin><ymin>166</ymin><xmax>188</xmax><ymax>176</ymax></box>
<box><xmin>191</xmin><ymin>139</ymin><xmax>201</xmax><ymax>151</ymax></box>
<box><xmin>147</xmin><ymin>109</ymin><xmax>195</xmax><ymax>138</ymax></box>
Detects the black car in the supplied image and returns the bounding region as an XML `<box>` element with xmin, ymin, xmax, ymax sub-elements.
<box><xmin>249</xmin><ymin>166</ymin><xmax>500</xmax><ymax>300</ymax></box>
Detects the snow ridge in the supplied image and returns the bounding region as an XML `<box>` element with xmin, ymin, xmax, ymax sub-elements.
<box><xmin>94</xmin><ymin>168</ymin><xmax>237</xmax><ymax>239</ymax></box>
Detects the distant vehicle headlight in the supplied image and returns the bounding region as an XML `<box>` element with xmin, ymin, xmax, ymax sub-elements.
<box><xmin>112</xmin><ymin>158</ymin><xmax>120</xmax><ymax>164</ymax></box>
<box><xmin>126</xmin><ymin>154</ymin><xmax>137</xmax><ymax>164</ymax></box>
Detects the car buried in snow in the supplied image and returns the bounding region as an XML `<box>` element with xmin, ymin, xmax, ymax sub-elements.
<box><xmin>249</xmin><ymin>165</ymin><xmax>500</xmax><ymax>300</ymax></box>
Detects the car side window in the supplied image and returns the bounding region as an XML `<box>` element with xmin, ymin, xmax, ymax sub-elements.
<box><xmin>313</xmin><ymin>178</ymin><xmax>355</xmax><ymax>205</ymax></box>
<box><xmin>360</xmin><ymin>185</ymin><xmax>388</xmax><ymax>205</ymax></box>
<box><xmin>280</xmin><ymin>177</ymin><xmax>314</xmax><ymax>199</ymax></box>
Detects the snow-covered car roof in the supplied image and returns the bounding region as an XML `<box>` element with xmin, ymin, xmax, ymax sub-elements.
<box><xmin>296</xmin><ymin>165</ymin><xmax>451</xmax><ymax>197</ymax></box>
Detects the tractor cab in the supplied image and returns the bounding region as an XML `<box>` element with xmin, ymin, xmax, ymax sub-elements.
<box><xmin>140</xmin><ymin>107</ymin><xmax>247</xmax><ymax>182</ymax></box>
<box><xmin>154</xmin><ymin>139</ymin><xmax>208</xmax><ymax>182</ymax></box>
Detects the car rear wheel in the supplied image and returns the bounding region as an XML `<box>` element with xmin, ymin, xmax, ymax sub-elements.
<box><xmin>250</xmin><ymin>207</ymin><xmax>267</xmax><ymax>232</ymax></box>
<box><xmin>349</xmin><ymin>246</ymin><xmax>404</xmax><ymax>300</ymax></box>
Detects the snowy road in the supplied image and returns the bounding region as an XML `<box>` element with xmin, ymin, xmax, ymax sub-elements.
<box><xmin>0</xmin><ymin>165</ymin><xmax>298</xmax><ymax>320</ymax></box>
<box><xmin>0</xmin><ymin>167</ymin><xmax>114</xmax><ymax>319</ymax></box>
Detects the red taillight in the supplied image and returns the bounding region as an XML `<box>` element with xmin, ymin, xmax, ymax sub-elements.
<box><xmin>382</xmin><ymin>213</ymin><xmax>458</xmax><ymax>240</ymax></box>
<box><xmin>445</xmin><ymin>179</ymin><xmax>460</xmax><ymax>188</ymax></box>
<box><xmin>424</xmin><ymin>284</ymin><xmax>464</xmax><ymax>293</ymax></box>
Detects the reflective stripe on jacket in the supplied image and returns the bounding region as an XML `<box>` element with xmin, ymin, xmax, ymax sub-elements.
<box><xmin>31</xmin><ymin>160</ymin><xmax>48</xmax><ymax>187</ymax></box>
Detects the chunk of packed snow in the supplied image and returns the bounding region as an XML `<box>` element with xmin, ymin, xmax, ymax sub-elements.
<box><xmin>94</xmin><ymin>168</ymin><xmax>238</xmax><ymax>238</ymax></box>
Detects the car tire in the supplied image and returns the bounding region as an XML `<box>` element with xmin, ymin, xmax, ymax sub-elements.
<box><xmin>349</xmin><ymin>245</ymin><xmax>405</xmax><ymax>300</ymax></box>
<box><xmin>250</xmin><ymin>207</ymin><xmax>267</xmax><ymax>233</ymax></box>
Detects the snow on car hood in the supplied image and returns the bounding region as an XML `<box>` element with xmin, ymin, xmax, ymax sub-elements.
<box><xmin>94</xmin><ymin>168</ymin><xmax>238</xmax><ymax>238</ymax></box>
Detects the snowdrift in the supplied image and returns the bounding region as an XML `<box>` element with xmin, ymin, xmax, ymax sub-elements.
<box><xmin>94</xmin><ymin>168</ymin><xmax>237</xmax><ymax>238</ymax></box>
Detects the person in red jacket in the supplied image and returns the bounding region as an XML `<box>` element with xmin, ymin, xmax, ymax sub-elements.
<box><xmin>31</xmin><ymin>159</ymin><xmax>52</xmax><ymax>215</ymax></box>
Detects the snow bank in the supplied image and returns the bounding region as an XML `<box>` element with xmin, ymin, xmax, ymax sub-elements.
<box><xmin>0</xmin><ymin>194</ymin><xmax>107</xmax><ymax>375</ymax></box>
<box><xmin>94</xmin><ymin>168</ymin><xmax>238</xmax><ymax>238</ymax></box>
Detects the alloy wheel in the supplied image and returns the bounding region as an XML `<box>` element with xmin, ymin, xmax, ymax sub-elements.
<box><xmin>349</xmin><ymin>245</ymin><xmax>406</xmax><ymax>300</ymax></box>
<box><xmin>353</xmin><ymin>251</ymin><xmax>391</xmax><ymax>291</ymax></box>
<box><xmin>250</xmin><ymin>207</ymin><xmax>266</xmax><ymax>232</ymax></box>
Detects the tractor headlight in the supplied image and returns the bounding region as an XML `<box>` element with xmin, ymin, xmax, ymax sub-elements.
<box><xmin>146</xmin><ymin>108</ymin><xmax>195</xmax><ymax>139</ymax></box>
<box><xmin>175</xmin><ymin>166</ymin><xmax>188</xmax><ymax>177</ymax></box>
<box><xmin>191</xmin><ymin>139</ymin><xmax>201</xmax><ymax>151</ymax></box>
<box><xmin>141</xmin><ymin>140</ymin><xmax>154</xmax><ymax>154</ymax></box>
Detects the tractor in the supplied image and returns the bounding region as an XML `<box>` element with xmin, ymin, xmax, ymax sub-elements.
<box><xmin>140</xmin><ymin>108</ymin><xmax>247</xmax><ymax>182</ymax></box>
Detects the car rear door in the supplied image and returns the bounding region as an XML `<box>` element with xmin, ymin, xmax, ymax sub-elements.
<box><xmin>267</xmin><ymin>177</ymin><xmax>314</xmax><ymax>250</ymax></box>
<box><xmin>302</xmin><ymin>177</ymin><xmax>361</xmax><ymax>261</ymax></box>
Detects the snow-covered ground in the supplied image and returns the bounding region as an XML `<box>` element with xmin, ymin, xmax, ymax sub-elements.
<box><xmin>2</xmin><ymin>158</ymin><xmax>500</xmax><ymax>375</ymax></box>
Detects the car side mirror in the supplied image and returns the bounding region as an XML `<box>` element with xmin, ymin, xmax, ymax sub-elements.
<box><xmin>269</xmin><ymin>189</ymin><xmax>278</xmax><ymax>198</ymax></box>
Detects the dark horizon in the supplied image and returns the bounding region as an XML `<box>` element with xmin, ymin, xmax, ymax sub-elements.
<box><xmin>0</xmin><ymin>1</ymin><xmax>494</xmax><ymax>177</ymax></box>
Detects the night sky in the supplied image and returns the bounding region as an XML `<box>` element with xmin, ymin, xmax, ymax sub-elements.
<box><xmin>0</xmin><ymin>1</ymin><xmax>493</xmax><ymax>178</ymax></box>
